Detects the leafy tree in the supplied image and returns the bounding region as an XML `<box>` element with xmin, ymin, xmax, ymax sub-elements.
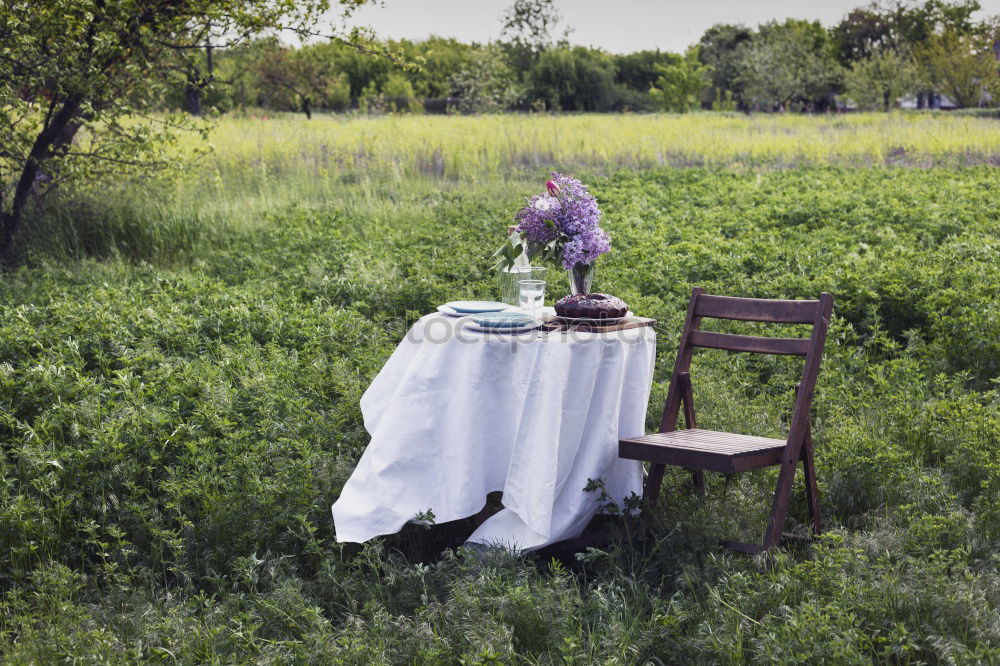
<box><xmin>527</xmin><ymin>47</ymin><xmax>617</xmax><ymax>111</ymax></box>
<box><xmin>450</xmin><ymin>44</ymin><xmax>522</xmax><ymax>113</ymax></box>
<box><xmin>358</xmin><ymin>80</ymin><xmax>381</xmax><ymax>113</ymax></box>
<box><xmin>401</xmin><ymin>38</ymin><xmax>478</xmax><ymax>99</ymax></box>
<box><xmin>919</xmin><ymin>29</ymin><xmax>1000</xmax><ymax>107</ymax></box>
<box><xmin>832</xmin><ymin>1</ymin><xmax>984</xmax><ymax>108</ymax></box>
<box><xmin>201</xmin><ymin>40</ymin><xmax>268</xmax><ymax>112</ymax></box>
<box><xmin>500</xmin><ymin>0</ymin><xmax>566</xmax><ymax>54</ymax></box>
<box><xmin>323</xmin><ymin>42</ymin><xmax>393</xmax><ymax>99</ymax></box>
<box><xmin>0</xmin><ymin>0</ymin><xmax>378</xmax><ymax>267</ymax></box>
<box><xmin>257</xmin><ymin>43</ymin><xmax>350</xmax><ymax>118</ymax></box>
<box><xmin>900</xmin><ymin>0</ymin><xmax>981</xmax><ymax>42</ymax></box>
<box><xmin>698</xmin><ymin>24</ymin><xmax>755</xmax><ymax>109</ymax></box>
<box><xmin>650</xmin><ymin>48</ymin><xmax>712</xmax><ymax>112</ymax></box>
<box><xmin>833</xmin><ymin>0</ymin><xmax>983</xmax><ymax>65</ymax></box>
<box><xmin>152</xmin><ymin>37</ymin><xmax>264</xmax><ymax>113</ymax></box>
<box><xmin>615</xmin><ymin>50</ymin><xmax>685</xmax><ymax>92</ymax></box>
<box><xmin>739</xmin><ymin>19</ymin><xmax>844</xmax><ymax>111</ymax></box>
<box><xmin>500</xmin><ymin>0</ymin><xmax>570</xmax><ymax>76</ymax></box>
<box><xmin>833</xmin><ymin>5</ymin><xmax>897</xmax><ymax>64</ymax></box>
<box><xmin>844</xmin><ymin>49</ymin><xmax>920</xmax><ymax>110</ymax></box>
<box><xmin>382</xmin><ymin>72</ymin><xmax>422</xmax><ymax>113</ymax></box>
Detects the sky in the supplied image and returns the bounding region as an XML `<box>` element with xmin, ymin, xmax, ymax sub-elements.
<box><xmin>342</xmin><ymin>0</ymin><xmax>1000</xmax><ymax>53</ymax></box>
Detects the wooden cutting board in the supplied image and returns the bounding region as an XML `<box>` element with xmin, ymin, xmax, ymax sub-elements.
<box><xmin>540</xmin><ymin>316</ymin><xmax>656</xmax><ymax>333</ymax></box>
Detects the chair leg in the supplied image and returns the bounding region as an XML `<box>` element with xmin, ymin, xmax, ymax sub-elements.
<box><xmin>643</xmin><ymin>463</ymin><xmax>666</xmax><ymax>507</ymax></box>
<box><xmin>690</xmin><ymin>470</ymin><xmax>705</xmax><ymax>495</ymax></box>
<box><xmin>761</xmin><ymin>446</ymin><xmax>801</xmax><ymax>550</ymax></box>
<box><xmin>724</xmin><ymin>432</ymin><xmax>819</xmax><ymax>555</ymax></box>
<box><xmin>801</xmin><ymin>428</ymin><xmax>821</xmax><ymax>535</ymax></box>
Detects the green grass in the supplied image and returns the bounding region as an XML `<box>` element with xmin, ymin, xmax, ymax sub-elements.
<box><xmin>193</xmin><ymin>112</ymin><xmax>1000</xmax><ymax>179</ymax></box>
<box><xmin>2</xmin><ymin>114</ymin><xmax>1000</xmax><ymax>662</ymax></box>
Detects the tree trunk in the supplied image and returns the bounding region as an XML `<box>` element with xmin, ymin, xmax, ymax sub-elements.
<box><xmin>184</xmin><ymin>40</ymin><xmax>213</xmax><ymax>116</ymax></box>
<box><xmin>185</xmin><ymin>74</ymin><xmax>203</xmax><ymax>116</ymax></box>
<box><xmin>883</xmin><ymin>89</ymin><xmax>891</xmax><ymax>112</ymax></box>
<box><xmin>302</xmin><ymin>96</ymin><xmax>312</xmax><ymax>119</ymax></box>
<box><xmin>0</xmin><ymin>98</ymin><xmax>82</xmax><ymax>269</ymax></box>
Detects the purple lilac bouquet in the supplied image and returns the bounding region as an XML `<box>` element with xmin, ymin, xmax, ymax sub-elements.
<box><xmin>492</xmin><ymin>172</ymin><xmax>611</xmax><ymax>275</ymax></box>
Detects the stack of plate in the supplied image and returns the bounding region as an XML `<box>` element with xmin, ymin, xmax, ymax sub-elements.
<box><xmin>464</xmin><ymin>311</ymin><xmax>540</xmax><ymax>334</ymax></box>
<box><xmin>433</xmin><ymin>301</ymin><xmax>539</xmax><ymax>333</ymax></box>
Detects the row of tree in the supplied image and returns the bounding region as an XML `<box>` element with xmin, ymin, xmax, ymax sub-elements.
<box><xmin>700</xmin><ymin>0</ymin><xmax>999</xmax><ymax>111</ymax></box>
<box><xmin>177</xmin><ymin>0</ymin><xmax>1000</xmax><ymax>117</ymax></box>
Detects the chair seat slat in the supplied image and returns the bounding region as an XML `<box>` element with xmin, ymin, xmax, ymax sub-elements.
<box><xmin>651</xmin><ymin>429</ymin><xmax>784</xmax><ymax>446</ymax></box>
<box><xmin>636</xmin><ymin>434</ymin><xmax>783</xmax><ymax>452</ymax></box>
<box><xmin>694</xmin><ymin>294</ymin><xmax>819</xmax><ymax>323</ymax></box>
<box><xmin>621</xmin><ymin>429</ymin><xmax>786</xmax><ymax>456</ymax></box>
<box><xmin>689</xmin><ymin>330</ymin><xmax>809</xmax><ymax>356</ymax></box>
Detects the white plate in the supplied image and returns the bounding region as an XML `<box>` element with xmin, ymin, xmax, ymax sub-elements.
<box><xmin>446</xmin><ymin>300</ymin><xmax>510</xmax><ymax>314</ymax></box>
<box><xmin>553</xmin><ymin>310</ymin><xmax>634</xmax><ymax>324</ymax></box>
<box><xmin>461</xmin><ymin>318</ymin><xmax>542</xmax><ymax>334</ymax></box>
<box><xmin>438</xmin><ymin>304</ymin><xmax>515</xmax><ymax>317</ymax></box>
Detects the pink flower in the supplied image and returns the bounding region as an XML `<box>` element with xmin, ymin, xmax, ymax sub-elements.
<box><xmin>546</xmin><ymin>179</ymin><xmax>561</xmax><ymax>197</ymax></box>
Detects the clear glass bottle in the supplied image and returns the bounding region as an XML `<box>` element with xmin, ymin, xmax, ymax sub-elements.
<box><xmin>499</xmin><ymin>228</ymin><xmax>532</xmax><ymax>304</ymax></box>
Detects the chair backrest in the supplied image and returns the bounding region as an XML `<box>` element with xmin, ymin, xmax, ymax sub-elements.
<box><xmin>660</xmin><ymin>288</ymin><xmax>834</xmax><ymax>447</ymax></box>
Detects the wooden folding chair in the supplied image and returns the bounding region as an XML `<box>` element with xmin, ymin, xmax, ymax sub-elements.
<box><xmin>619</xmin><ymin>288</ymin><xmax>834</xmax><ymax>553</ymax></box>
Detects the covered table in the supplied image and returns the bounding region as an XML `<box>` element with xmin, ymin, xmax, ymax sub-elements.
<box><xmin>332</xmin><ymin>313</ymin><xmax>657</xmax><ymax>551</ymax></box>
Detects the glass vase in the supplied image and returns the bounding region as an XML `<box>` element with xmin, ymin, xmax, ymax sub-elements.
<box><xmin>567</xmin><ymin>263</ymin><xmax>595</xmax><ymax>295</ymax></box>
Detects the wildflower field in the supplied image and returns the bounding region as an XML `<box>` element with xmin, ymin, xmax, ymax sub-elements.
<box><xmin>2</xmin><ymin>112</ymin><xmax>1000</xmax><ymax>663</ymax></box>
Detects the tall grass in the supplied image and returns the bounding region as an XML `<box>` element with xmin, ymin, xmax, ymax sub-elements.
<box><xmin>198</xmin><ymin>111</ymin><xmax>1000</xmax><ymax>184</ymax></box>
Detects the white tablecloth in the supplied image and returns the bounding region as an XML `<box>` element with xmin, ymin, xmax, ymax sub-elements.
<box><xmin>331</xmin><ymin>313</ymin><xmax>656</xmax><ymax>551</ymax></box>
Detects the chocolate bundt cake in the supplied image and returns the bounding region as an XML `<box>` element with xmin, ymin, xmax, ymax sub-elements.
<box><xmin>554</xmin><ymin>293</ymin><xmax>628</xmax><ymax>319</ymax></box>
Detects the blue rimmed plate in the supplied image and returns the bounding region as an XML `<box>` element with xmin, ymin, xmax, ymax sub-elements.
<box><xmin>471</xmin><ymin>312</ymin><xmax>536</xmax><ymax>327</ymax></box>
<box><xmin>438</xmin><ymin>303</ymin><xmax>513</xmax><ymax>317</ymax></box>
<box><xmin>446</xmin><ymin>300</ymin><xmax>510</xmax><ymax>314</ymax></box>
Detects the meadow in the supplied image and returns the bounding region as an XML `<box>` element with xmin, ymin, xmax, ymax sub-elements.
<box><xmin>2</xmin><ymin>112</ymin><xmax>1000</xmax><ymax>663</ymax></box>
